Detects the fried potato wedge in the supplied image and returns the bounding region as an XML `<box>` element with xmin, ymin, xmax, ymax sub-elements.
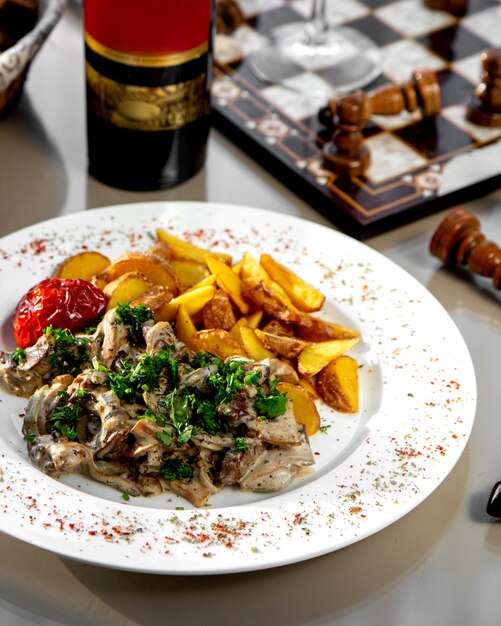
<box><xmin>175</xmin><ymin>305</ymin><xmax>197</xmax><ymax>349</ymax></box>
<box><xmin>295</xmin><ymin>314</ymin><xmax>360</xmax><ymax>342</ymax></box>
<box><xmin>202</xmin><ymin>289</ymin><xmax>236</xmax><ymax>331</ymax></box>
<box><xmin>156</xmin><ymin>228</ymin><xmax>232</xmax><ymax>264</ymax></box>
<box><xmin>239</xmin><ymin>326</ymin><xmax>274</xmax><ymax>360</ymax></box>
<box><xmin>241</xmin><ymin>251</ymin><xmax>271</xmax><ymax>284</ymax></box>
<box><xmin>54</xmin><ymin>251</ymin><xmax>110</xmax><ymax>281</ymax></box>
<box><xmin>147</xmin><ymin>241</ymin><xmax>171</xmax><ymax>262</ymax></box>
<box><xmin>131</xmin><ymin>285</ymin><xmax>173</xmax><ymax>313</ymax></box>
<box><xmin>155</xmin><ymin>284</ymin><xmax>216</xmax><ymax>322</ymax></box>
<box><xmin>191</xmin><ymin>329</ymin><xmax>247</xmax><ymax>360</ymax></box>
<box><xmin>260</xmin><ymin>253</ymin><xmax>325</xmax><ymax>312</ymax></box>
<box><xmin>316</xmin><ymin>355</ymin><xmax>359</xmax><ymax>413</ymax></box>
<box><xmin>170</xmin><ymin>259</ymin><xmax>210</xmax><ymax>291</ymax></box>
<box><xmin>255</xmin><ymin>329</ymin><xmax>311</xmax><ymax>359</ymax></box>
<box><xmin>205</xmin><ymin>255</ymin><xmax>249</xmax><ymax>314</ymax></box>
<box><xmin>241</xmin><ymin>277</ymin><xmax>301</xmax><ymax>325</ymax></box>
<box><xmin>103</xmin><ymin>251</ymin><xmax>179</xmax><ymax>296</ymax></box>
<box><xmin>103</xmin><ymin>272</ymin><xmax>153</xmax><ymax>310</ymax></box>
<box><xmin>298</xmin><ymin>337</ymin><xmax>359</xmax><ymax>377</ymax></box>
<box><xmin>276</xmin><ymin>382</ymin><xmax>321</xmax><ymax>436</ymax></box>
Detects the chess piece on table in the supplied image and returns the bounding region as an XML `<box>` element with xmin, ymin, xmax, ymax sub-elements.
<box><xmin>430</xmin><ymin>208</ymin><xmax>501</xmax><ymax>289</ymax></box>
<box><xmin>466</xmin><ymin>48</ymin><xmax>501</xmax><ymax>127</ymax></box>
<box><xmin>322</xmin><ymin>93</ymin><xmax>371</xmax><ymax>177</ymax></box>
<box><xmin>321</xmin><ymin>69</ymin><xmax>441</xmax><ymax>177</ymax></box>
<box><xmin>320</xmin><ymin>68</ymin><xmax>441</xmax><ymax>128</ymax></box>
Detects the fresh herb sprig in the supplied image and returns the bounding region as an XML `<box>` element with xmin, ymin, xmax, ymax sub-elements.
<box><xmin>44</xmin><ymin>326</ymin><xmax>90</xmax><ymax>376</ymax></box>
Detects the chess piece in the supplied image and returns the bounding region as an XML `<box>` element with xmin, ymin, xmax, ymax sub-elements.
<box><xmin>322</xmin><ymin>93</ymin><xmax>371</xmax><ymax>177</ymax></box>
<box><xmin>320</xmin><ymin>68</ymin><xmax>441</xmax><ymax>128</ymax></box>
<box><xmin>430</xmin><ymin>208</ymin><xmax>501</xmax><ymax>289</ymax></box>
<box><xmin>466</xmin><ymin>48</ymin><xmax>501</xmax><ymax>127</ymax></box>
<box><xmin>424</xmin><ymin>0</ymin><xmax>467</xmax><ymax>17</ymax></box>
<box><xmin>321</xmin><ymin>69</ymin><xmax>440</xmax><ymax>177</ymax></box>
<box><xmin>217</xmin><ymin>0</ymin><xmax>245</xmax><ymax>34</ymax></box>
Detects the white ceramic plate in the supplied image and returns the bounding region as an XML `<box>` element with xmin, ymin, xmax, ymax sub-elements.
<box><xmin>0</xmin><ymin>202</ymin><xmax>476</xmax><ymax>575</ymax></box>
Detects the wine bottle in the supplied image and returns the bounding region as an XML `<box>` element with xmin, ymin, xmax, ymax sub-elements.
<box><xmin>83</xmin><ymin>0</ymin><xmax>213</xmax><ymax>191</ymax></box>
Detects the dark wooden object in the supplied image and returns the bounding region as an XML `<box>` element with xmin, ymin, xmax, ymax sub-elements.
<box><xmin>466</xmin><ymin>48</ymin><xmax>501</xmax><ymax>128</ymax></box>
<box><xmin>429</xmin><ymin>207</ymin><xmax>501</xmax><ymax>288</ymax></box>
<box><xmin>424</xmin><ymin>0</ymin><xmax>467</xmax><ymax>16</ymax></box>
<box><xmin>217</xmin><ymin>0</ymin><xmax>245</xmax><ymax>34</ymax></box>
<box><xmin>322</xmin><ymin>69</ymin><xmax>441</xmax><ymax>177</ymax></box>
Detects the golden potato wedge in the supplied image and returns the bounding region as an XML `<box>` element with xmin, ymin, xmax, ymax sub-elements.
<box><xmin>298</xmin><ymin>337</ymin><xmax>359</xmax><ymax>377</ymax></box>
<box><xmin>276</xmin><ymin>382</ymin><xmax>321</xmax><ymax>435</ymax></box>
<box><xmin>103</xmin><ymin>272</ymin><xmax>153</xmax><ymax>310</ymax></box>
<box><xmin>131</xmin><ymin>285</ymin><xmax>173</xmax><ymax>312</ymax></box>
<box><xmin>297</xmin><ymin>377</ymin><xmax>320</xmax><ymax>400</ymax></box>
<box><xmin>103</xmin><ymin>251</ymin><xmax>179</xmax><ymax>296</ymax></box>
<box><xmin>245</xmin><ymin>309</ymin><xmax>263</xmax><ymax>329</ymax></box>
<box><xmin>255</xmin><ymin>329</ymin><xmax>311</xmax><ymax>359</ymax></box>
<box><xmin>156</xmin><ymin>228</ymin><xmax>232</xmax><ymax>264</ymax></box>
<box><xmin>175</xmin><ymin>305</ymin><xmax>197</xmax><ymax>349</ymax></box>
<box><xmin>260</xmin><ymin>253</ymin><xmax>325</xmax><ymax>312</ymax></box>
<box><xmin>295</xmin><ymin>314</ymin><xmax>360</xmax><ymax>342</ymax></box>
<box><xmin>232</xmin><ymin>261</ymin><xmax>243</xmax><ymax>277</ymax></box>
<box><xmin>241</xmin><ymin>252</ymin><xmax>271</xmax><ymax>284</ymax></box>
<box><xmin>185</xmin><ymin>274</ymin><xmax>217</xmax><ymax>292</ymax></box>
<box><xmin>316</xmin><ymin>355</ymin><xmax>359</xmax><ymax>413</ymax></box>
<box><xmin>54</xmin><ymin>251</ymin><xmax>110</xmax><ymax>281</ymax></box>
<box><xmin>205</xmin><ymin>255</ymin><xmax>249</xmax><ymax>314</ymax></box>
<box><xmin>202</xmin><ymin>289</ymin><xmax>236</xmax><ymax>331</ymax></box>
<box><xmin>239</xmin><ymin>326</ymin><xmax>274</xmax><ymax>360</ymax></box>
<box><xmin>191</xmin><ymin>329</ymin><xmax>247</xmax><ymax>360</ymax></box>
<box><xmin>241</xmin><ymin>277</ymin><xmax>301</xmax><ymax>324</ymax></box>
<box><xmin>155</xmin><ymin>284</ymin><xmax>216</xmax><ymax>322</ymax></box>
<box><xmin>170</xmin><ymin>259</ymin><xmax>210</xmax><ymax>291</ymax></box>
<box><xmin>147</xmin><ymin>241</ymin><xmax>171</xmax><ymax>262</ymax></box>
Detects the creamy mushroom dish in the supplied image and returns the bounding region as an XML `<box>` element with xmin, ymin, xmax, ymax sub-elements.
<box><xmin>0</xmin><ymin>303</ymin><xmax>314</xmax><ymax>507</ymax></box>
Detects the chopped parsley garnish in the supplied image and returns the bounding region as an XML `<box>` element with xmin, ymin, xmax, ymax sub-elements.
<box><xmin>23</xmin><ymin>433</ymin><xmax>36</xmax><ymax>442</ymax></box>
<box><xmin>48</xmin><ymin>390</ymin><xmax>80</xmax><ymax>441</ymax></box>
<box><xmin>255</xmin><ymin>380</ymin><xmax>288</xmax><ymax>419</ymax></box>
<box><xmin>94</xmin><ymin>346</ymin><xmax>179</xmax><ymax>404</ymax></box>
<box><xmin>160</xmin><ymin>459</ymin><xmax>193</xmax><ymax>482</ymax></box>
<box><xmin>115</xmin><ymin>302</ymin><xmax>153</xmax><ymax>340</ymax></box>
<box><xmin>43</xmin><ymin>326</ymin><xmax>90</xmax><ymax>376</ymax></box>
<box><xmin>9</xmin><ymin>347</ymin><xmax>26</xmax><ymax>365</ymax></box>
<box><xmin>232</xmin><ymin>437</ymin><xmax>248</xmax><ymax>453</ymax></box>
<box><xmin>156</xmin><ymin>430</ymin><xmax>173</xmax><ymax>448</ymax></box>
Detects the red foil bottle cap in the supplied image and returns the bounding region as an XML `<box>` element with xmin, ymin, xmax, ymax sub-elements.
<box><xmin>84</xmin><ymin>0</ymin><xmax>212</xmax><ymax>57</ymax></box>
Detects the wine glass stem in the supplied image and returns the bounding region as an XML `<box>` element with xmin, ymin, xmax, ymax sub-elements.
<box><xmin>311</xmin><ymin>0</ymin><xmax>328</xmax><ymax>33</ymax></box>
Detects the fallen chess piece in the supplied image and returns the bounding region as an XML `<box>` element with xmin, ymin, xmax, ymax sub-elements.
<box><xmin>429</xmin><ymin>207</ymin><xmax>501</xmax><ymax>289</ymax></box>
<box><xmin>466</xmin><ymin>48</ymin><xmax>501</xmax><ymax>128</ymax></box>
<box><xmin>321</xmin><ymin>68</ymin><xmax>441</xmax><ymax>177</ymax></box>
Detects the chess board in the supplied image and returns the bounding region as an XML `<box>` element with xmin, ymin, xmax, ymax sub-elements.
<box><xmin>211</xmin><ymin>0</ymin><xmax>501</xmax><ymax>238</ymax></box>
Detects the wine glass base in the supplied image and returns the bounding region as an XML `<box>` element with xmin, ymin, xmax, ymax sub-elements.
<box><xmin>248</xmin><ymin>24</ymin><xmax>382</xmax><ymax>97</ymax></box>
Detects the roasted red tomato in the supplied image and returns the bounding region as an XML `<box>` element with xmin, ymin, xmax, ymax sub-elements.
<box><xmin>13</xmin><ymin>278</ymin><xmax>108</xmax><ymax>348</ymax></box>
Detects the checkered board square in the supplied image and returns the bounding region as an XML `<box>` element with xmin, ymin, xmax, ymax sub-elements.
<box><xmin>212</xmin><ymin>0</ymin><xmax>501</xmax><ymax>238</ymax></box>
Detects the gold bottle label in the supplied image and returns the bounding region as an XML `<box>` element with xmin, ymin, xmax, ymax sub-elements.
<box><xmin>86</xmin><ymin>63</ymin><xmax>209</xmax><ymax>132</ymax></box>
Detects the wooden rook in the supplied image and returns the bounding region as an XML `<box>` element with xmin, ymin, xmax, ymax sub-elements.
<box><xmin>466</xmin><ymin>48</ymin><xmax>501</xmax><ymax>127</ymax></box>
<box><xmin>430</xmin><ymin>208</ymin><xmax>501</xmax><ymax>289</ymax></box>
<box><xmin>322</xmin><ymin>69</ymin><xmax>440</xmax><ymax>177</ymax></box>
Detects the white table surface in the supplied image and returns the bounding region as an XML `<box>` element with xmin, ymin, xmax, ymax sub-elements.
<box><xmin>1</xmin><ymin>4</ymin><xmax>501</xmax><ymax>626</ymax></box>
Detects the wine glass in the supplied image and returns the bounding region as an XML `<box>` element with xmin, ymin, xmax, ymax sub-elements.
<box><xmin>248</xmin><ymin>0</ymin><xmax>381</xmax><ymax>96</ymax></box>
